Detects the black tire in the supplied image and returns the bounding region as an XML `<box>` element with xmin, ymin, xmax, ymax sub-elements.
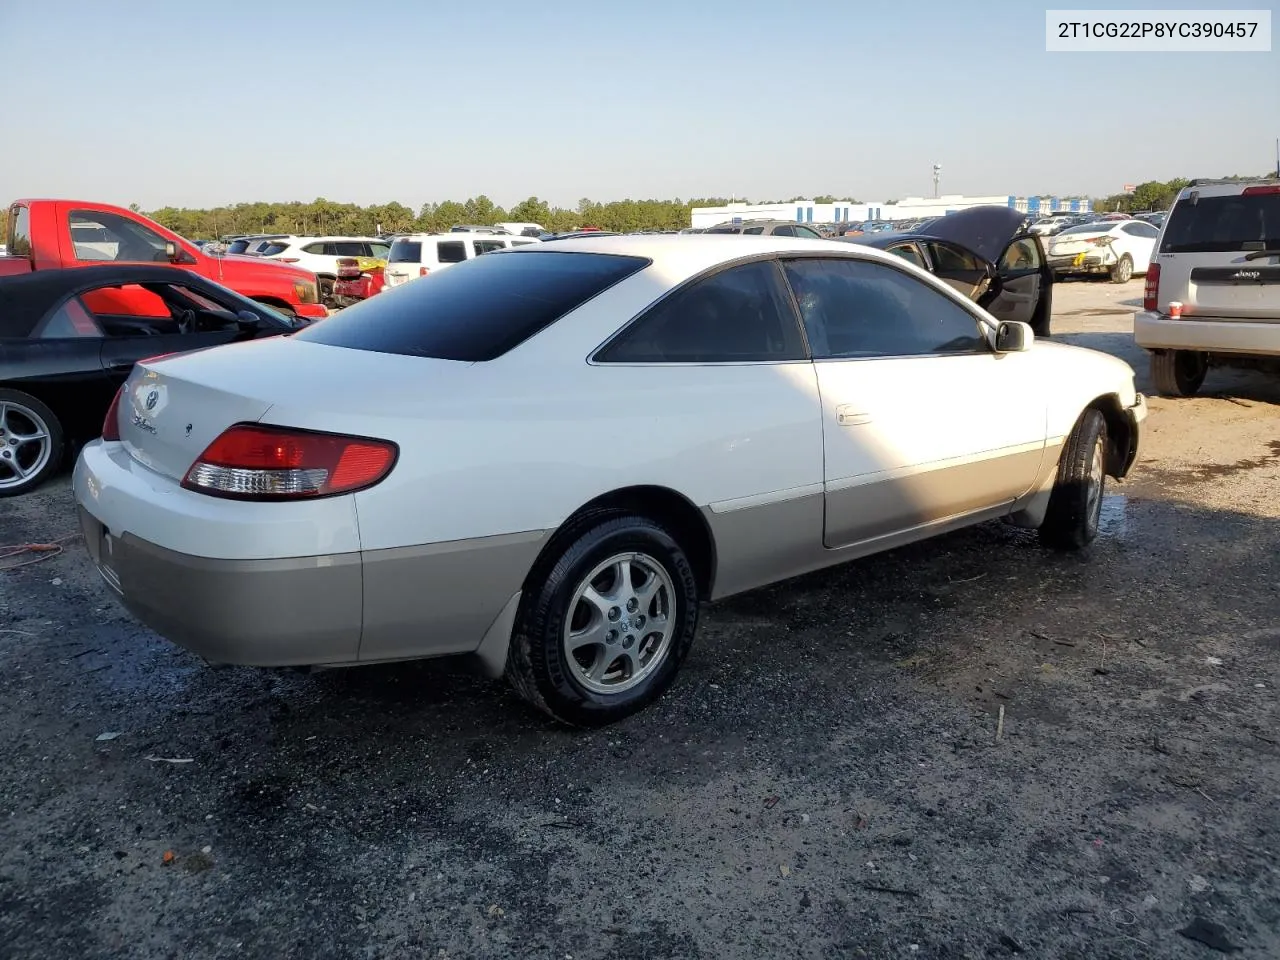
<box><xmin>1109</xmin><ymin>255</ymin><xmax>1133</xmax><ymax>283</ymax></box>
<box><xmin>1038</xmin><ymin>408</ymin><xmax>1107</xmax><ymax>551</ymax></box>
<box><xmin>317</xmin><ymin>276</ymin><xmax>336</xmax><ymax>302</ymax></box>
<box><xmin>0</xmin><ymin>388</ymin><xmax>65</xmax><ymax>498</ymax></box>
<box><xmin>506</xmin><ymin>512</ymin><xmax>700</xmax><ymax>727</ymax></box>
<box><xmin>1150</xmin><ymin>349</ymin><xmax>1207</xmax><ymax>397</ymax></box>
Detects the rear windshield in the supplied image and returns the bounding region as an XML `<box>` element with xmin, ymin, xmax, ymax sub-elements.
<box><xmin>257</xmin><ymin>242</ymin><xmax>289</xmax><ymax>256</ymax></box>
<box><xmin>295</xmin><ymin>250</ymin><xmax>649</xmax><ymax>361</ymax></box>
<box><xmin>1161</xmin><ymin>192</ymin><xmax>1280</xmax><ymax>253</ymax></box>
<box><xmin>1058</xmin><ymin>222</ymin><xmax>1110</xmax><ymax>235</ymax></box>
<box><xmin>388</xmin><ymin>240</ymin><xmax>422</xmax><ymax>263</ymax></box>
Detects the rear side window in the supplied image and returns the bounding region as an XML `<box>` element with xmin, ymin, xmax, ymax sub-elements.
<box><xmin>436</xmin><ymin>241</ymin><xmax>467</xmax><ymax>263</ymax></box>
<box><xmin>1161</xmin><ymin>193</ymin><xmax>1280</xmax><ymax>253</ymax></box>
<box><xmin>295</xmin><ymin>251</ymin><xmax>649</xmax><ymax>361</ymax></box>
<box><xmin>388</xmin><ymin>240</ymin><xmax>422</xmax><ymax>263</ymax></box>
<box><xmin>258</xmin><ymin>242</ymin><xmax>290</xmax><ymax>256</ymax></box>
<box><xmin>301</xmin><ymin>242</ymin><xmax>326</xmax><ymax>255</ymax></box>
<box><xmin>36</xmin><ymin>297</ymin><xmax>103</xmax><ymax>338</ymax></box>
<box><xmin>226</xmin><ymin>240</ymin><xmax>251</xmax><ymax>255</ymax></box>
<box><xmin>596</xmin><ymin>260</ymin><xmax>807</xmax><ymax>364</ymax></box>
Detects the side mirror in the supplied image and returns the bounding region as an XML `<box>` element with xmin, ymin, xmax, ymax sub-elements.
<box><xmin>995</xmin><ymin>320</ymin><xmax>1033</xmax><ymax>353</ymax></box>
<box><xmin>165</xmin><ymin>240</ymin><xmax>181</xmax><ymax>263</ymax></box>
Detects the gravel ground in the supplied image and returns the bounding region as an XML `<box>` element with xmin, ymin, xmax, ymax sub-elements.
<box><xmin>2</xmin><ymin>277</ymin><xmax>1278</xmax><ymax>959</ymax></box>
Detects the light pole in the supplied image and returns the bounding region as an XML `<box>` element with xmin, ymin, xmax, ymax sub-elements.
<box><xmin>932</xmin><ymin>163</ymin><xmax>942</xmax><ymax>199</ymax></box>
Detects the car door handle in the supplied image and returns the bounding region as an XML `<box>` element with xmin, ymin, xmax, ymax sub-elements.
<box><xmin>836</xmin><ymin>405</ymin><xmax>873</xmax><ymax>426</ymax></box>
<box><xmin>106</xmin><ymin>360</ymin><xmax>135</xmax><ymax>372</ymax></box>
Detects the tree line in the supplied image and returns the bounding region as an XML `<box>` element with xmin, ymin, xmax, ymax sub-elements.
<box><xmin>0</xmin><ymin>194</ymin><xmax>870</xmax><ymax>243</ymax></box>
<box><xmin>2</xmin><ymin>174</ymin><xmax>1272</xmax><ymax>243</ymax></box>
<box><xmin>1092</xmin><ymin>174</ymin><xmax>1274</xmax><ymax>213</ymax></box>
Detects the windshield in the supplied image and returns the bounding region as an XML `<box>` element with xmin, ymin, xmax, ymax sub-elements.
<box><xmin>1161</xmin><ymin>193</ymin><xmax>1280</xmax><ymax>253</ymax></box>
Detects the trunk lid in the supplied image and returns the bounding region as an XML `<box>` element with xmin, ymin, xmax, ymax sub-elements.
<box><xmin>117</xmin><ymin>335</ymin><xmax>472</xmax><ymax>480</ymax></box>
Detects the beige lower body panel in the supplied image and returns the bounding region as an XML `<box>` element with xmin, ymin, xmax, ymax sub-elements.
<box><xmin>358</xmin><ymin>530</ymin><xmax>550</xmax><ymax>663</ymax></box>
<box><xmin>704</xmin><ymin>447</ymin><xmax>1055</xmax><ymax>601</ymax></box>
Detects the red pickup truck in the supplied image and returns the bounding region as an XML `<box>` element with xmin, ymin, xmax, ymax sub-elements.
<box><xmin>2</xmin><ymin>200</ymin><xmax>327</xmax><ymax>321</ymax></box>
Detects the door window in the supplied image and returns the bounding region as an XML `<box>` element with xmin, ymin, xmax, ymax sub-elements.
<box><xmin>333</xmin><ymin>241</ymin><xmax>365</xmax><ymax>257</ymax></box>
<box><xmin>886</xmin><ymin>243</ymin><xmax>927</xmax><ymax>269</ymax></box>
<box><xmin>596</xmin><ymin>260</ymin><xmax>806</xmax><ymax>364</ymax></box>
<box><xmin>925</xmin><ymin>241</ymin><xmax>984</xmax><ymax>276</ymax></box>
<box><xmin>436</xmin><ymin>241</ymin><xmax>468</xmax><ymax>263</ymax></box>
<box><xmin>473</xmin><ymin>240</ymin><xmax>505</xmax><ymax>254</ymax></box>
<box><xmin>794</xmin><ymin>225</ymin><xmax>823</xmax><ymax>239</ymax></box>
<box><xmin>771</xmin><ymin>225</ymin><xmax>797</xmax><ymax>237</ymax></box>
<box><xmin>368</xmin><ymin>242</ymin><xmax>390</xmax><ymax>257</ymax></box>
<box><xmin>999</xmin><ymin>238</ymin><xmax>1042</xmax><ymax>271</ymax></box>
<box><xmin>69</xmin><ymin>210</ymin><xmax>170</xmax><ymax>263</ymax></box>
<box><xmin>781</xmin><ymin>257</ymin><xmax>988</xmax><ymax>359</ymax></box>
<box><xmin>742</xmin><ymin>226</ymin><xmax>765</xmax><ymax>235</ymax></box>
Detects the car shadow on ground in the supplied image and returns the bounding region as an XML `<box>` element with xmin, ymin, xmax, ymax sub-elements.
<box><xmin>2</xmin><ymin>493</ymin><xmax>1276</xmax><ymax>959</ymax></box>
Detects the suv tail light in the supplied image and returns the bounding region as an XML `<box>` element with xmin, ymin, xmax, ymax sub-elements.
<box><xmin>1242</xmin><ymin>185</ymin><xmax>1280</xmax><ymax>195</ymax></box>
<box><xmin>419</xmin><ymin>267</ymin><xmax>431</xmax><ymax>277</ymax></box>
<box><xmin>182</xmin><ymin>424</ymin><xmax>398</xmax><ymax>501</ymax></box>
<box><xmin>1143</xmin><ymin>263</ymin><xmax>1161</xmax><ymax>312</ymax></box>
<box><xmin>102</xmin><ymin>386</ymin><xmax>125</xmax><ymax>441</ymax></box>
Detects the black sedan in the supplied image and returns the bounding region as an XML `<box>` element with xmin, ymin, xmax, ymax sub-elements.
<box><xmin>0</xmin><ymin>265</ymin><xmax>297</xmax><ymax>496</ymax></box>
<box><xmin>839</xmin><ymin>205</ymin><xmax>1055</xmax><ymax>337</ymax></box>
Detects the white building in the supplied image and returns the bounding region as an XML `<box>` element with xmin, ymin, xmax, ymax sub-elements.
<box><xmin>690</xmin><ymin>195</ymin><xmax>1092</xmax><ymax>229</ymax></box>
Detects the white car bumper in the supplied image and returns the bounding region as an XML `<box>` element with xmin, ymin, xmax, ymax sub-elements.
<box><xmin>1134</xmin><ymin>310</ymin><xmax>1280</xmax><ymax>357</ymax></box>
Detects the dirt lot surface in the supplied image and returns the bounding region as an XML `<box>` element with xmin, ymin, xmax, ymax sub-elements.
<box><xmin>2</xmin><ymin>277</ymin><xmax>1278</xmax><ymax>959</ymax></box>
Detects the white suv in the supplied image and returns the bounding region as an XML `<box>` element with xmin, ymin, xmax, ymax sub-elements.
<box><xmin>1134</xmin><ymin>178</ymin><xmax>1280</xmax><ymax>396</ymax></box>
<box><xmin>259</xmin><ymin>236</ymin><xmax>391</xmax><ymax>299</ymax></box>
<box><xmin>383</xmin><ymin>233</ymin><xmax>540</xmax><ymax>288</ymax></box>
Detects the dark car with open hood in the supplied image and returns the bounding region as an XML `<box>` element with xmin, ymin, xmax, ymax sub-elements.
<box><xmin>0</xmin><ymin>265</ymin><xmax>297</xmax><ymax>496</ymax></box>
<box><xmin>839</xmin><ymin>205</ymin><xmax>1055</xmax><ymax>336</ymax></box>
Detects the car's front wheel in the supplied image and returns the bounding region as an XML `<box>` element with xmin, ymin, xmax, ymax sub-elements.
<box><xmin>1039</xmin><ymin>408</ymin><xmax>1108</xmax><ymax>550</ymax></box>
<box><xmin>506</xmin><ymin>512</ymin><xmax>699</xmax><ymax>726</ymax></box>
<box><xmin>0</xmin><ymin>389</ymin><xmax>64</xmax><ymax>497</ymax></box>
<box><xmin>1150</xmin><ymin>349</ymin><xmax>1207</xmax><ymax>397</ymax></box>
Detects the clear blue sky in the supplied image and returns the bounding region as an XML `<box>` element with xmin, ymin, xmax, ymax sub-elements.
<box><xmin>2</xmin><ymin>0</ymin><xmax>1275</xmax><ymax>210</ymax></box>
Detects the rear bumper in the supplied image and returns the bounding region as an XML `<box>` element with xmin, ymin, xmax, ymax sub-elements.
<box><xmin>78</xmin><ymin>504</ymin><xmax>365</xmax><ymax>666</ymax></box>
<box><xmin>73</xmin><ymin>439</ymin><xmax>547</xmax><ymax>669</ymax></box>
<box><xmin>1048</xmin><ymin>251</ymin><xmax>1114</xmax><ymax>274</ymax></box>
<box><xmin>1133</xmin><ymin>310</ymin><xmax>1280</xmax><ymax>357</ymax></box>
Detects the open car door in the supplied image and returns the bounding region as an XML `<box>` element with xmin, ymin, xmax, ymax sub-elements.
<box><xmin>983</xmin><ymin>235</ymin><xmax>1053</xmax><ymax>335</ymax></box>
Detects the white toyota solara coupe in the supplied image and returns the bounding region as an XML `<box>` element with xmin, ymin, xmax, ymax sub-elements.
<box><xmin>74</xmin><ymin>235</ymin><xmax>1147</xmax><ymax>726</ymax></box>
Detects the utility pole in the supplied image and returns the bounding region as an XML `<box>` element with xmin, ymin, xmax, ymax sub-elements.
<box><xmin>932</xmin><ymin>163</ymin><xmax>942</xmax><ymax>198</ymax></box>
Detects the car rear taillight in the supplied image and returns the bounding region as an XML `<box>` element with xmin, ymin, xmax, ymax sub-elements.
<box><xmin>419</xmin><ymin>267</ymin><xmax>431</xmax><ymax>277</ymax></box>
<box><xmin>1242</xmin><ymin>185</ymin><xmax>1280</xmax><ymax>195</ymax></box>
<box><xmin>1143</xmin><ymin>263</ymin><xmax>1161</xmax><ymax>312</ymax></box>
<box><xmin>1090</xmin><ymin>236</ymin><xmax>1113</xmax><ymax>246</ymax></box>
<box><xmin>181</xmin><ymin>424</ymin><xmax>397</xmax><ymax>500</ymax></box>
<box><xmin>102</xmin><ymin>386</ymin><xmax>124</xmax><ymax>441</ymax></box>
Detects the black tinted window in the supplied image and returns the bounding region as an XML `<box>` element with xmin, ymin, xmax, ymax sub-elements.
<box><xmin>1161</xmin><ymin>192</ymin><xmax>1280</xmax><ymax>253</ymax></box>
<box><xmin>772</xmin><ymin>225</ymin><xmax>797</xmax><ymax>237</ymax></box>
<box><xmin>596</xmin><ymin>260</ymin><xmax>806</xmax><ymax>364</ymax></box>
<box><xmin>705</xmin><ymin>226</ymin><xmax>741</xmax><ymax>234</ymax></box>
<box><xmin>388</xmin><ymin>240</ymin><xmax>422</xmax><ymax>263</ymax></box>
<box><xmin>334</xmin><ymin>241</ymin><xmax>365</xmax><ymax>257</ymax></box>
<box><xmin>258</xmin><ymin>242</ymin><xmax>290</xmax><ymax>256</ymax></box>
<box><xmin>782</xmin><ymin>257</ymin><xmax>987</xmax><ymax>359</ymax></box>
<box><xmin>226</xmin><ymin>240</ymin><xmax>251</xmax><ymax>254</ymax></box>
<box><xmin>436</xmin><ymin>241</ymin><xmax>467</xmax><ymax>263</ymax></box>
<box><xmin>296</xmin><ymin>251</ymin><xmax>648</xmax><ymax>361</ymax></box>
